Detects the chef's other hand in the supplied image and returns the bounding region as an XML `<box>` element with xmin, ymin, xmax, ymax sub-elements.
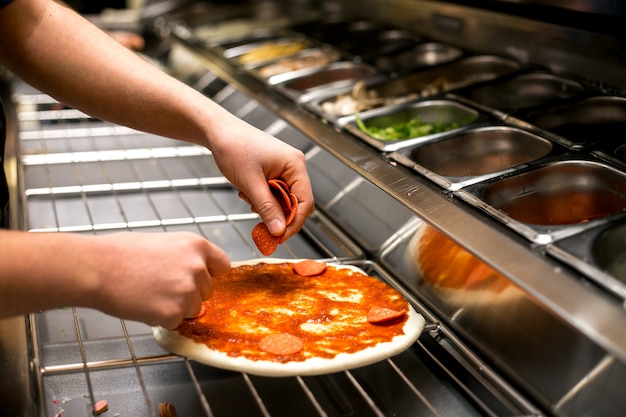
<box><xmin>0</xmin><ymin>231</ymin><xmax>231</xmax><ymax>328</ymax></box>
<box><xmin>89</xmin><ymin>232</ymin><xmax>230</xmax><ymax>328</ymax></box>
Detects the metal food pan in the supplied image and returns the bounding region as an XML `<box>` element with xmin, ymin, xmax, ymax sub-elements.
<box><xmin>247</xmin><ymin>47</ymin><xmax>343</xmax><ymax>81</ymax></box>
<box><xmin>219</xmin><ymin>34</ymin><xmax>312</xmax><ymax>67</ymax></box>
<box><xmin>329</xmin><ymin>20</ymin><xmax>389</xmax><ymax>52</ymax></box>
<box><xmin>211</xmin><ymin>29</ymin><xmax>283</xmax><ymax>54</ymax></box>
<box><xmin>452</xmin><ymin>72</ymin><xmax>584</xmax><ymax>115</ymax></box>
<box><xmin>373</xmin><ymin>42</ymin><xmax>463</xmax><ymax>74</ymax></box>
<box><xmin>547</xmin><ymin>218</ymin><xmax>626</xmax><ymax>300</ymax></box>
<box><xmin>346</xmin><ymin>29</ymin><xmax>423</xmax><ymax>61</ymax></box>
<box><xmin>288</xmin><ymin>15</ymin><xmax>356</xmax><ymax>43</ymax></box>
<box><xmin>270</xmin><ymin>61</ymin><xmax>386</xmax><ymax>103</ymax></box>
<box><xmin>523</xmin><ymin>95</ymin><xmax>626</xmax><ymax>150</ymax></box>
<box><xmin>291</xmin><ymin>18</ymin><xmax>386</xmax><ymax>45</ymax></box>
<box><xmin>390</xmin><ymin>125</ymin><xmax>556</xmax><ymax>190</ymax></box>
<box><xmin>342</xmin><ymin>99</ymin><xmax>486</xmax><ymax>152</ymax></box>
<box><xmin>456</xmin><ymin>157</ymin><xmax>626</xmax><ymax>243</ymax></box>
<box><xmin>305</xmin><ymin>55</ymin><xmax>521</xmax><ymax>125</ymax></box>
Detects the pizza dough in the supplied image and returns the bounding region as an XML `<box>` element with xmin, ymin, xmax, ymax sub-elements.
<box><xmin>153</xmin><ymin>259</ymin><xmax>425</xmax><ymax>377</ymax></box>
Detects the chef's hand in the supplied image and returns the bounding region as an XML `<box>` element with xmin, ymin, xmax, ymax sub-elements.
<box><xmin>89</xmin><ymin>232</ymin><xmax>230</xmax><ymax>328</ymax></box>
<box><xmin>209</xmin><ymin>121</ymin><xmax>314</xmax><ymax>243</ymax></box>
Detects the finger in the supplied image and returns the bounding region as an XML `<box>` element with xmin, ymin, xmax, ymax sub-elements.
<box><xmin>185</xmin><ymin>299</ymin><xmax>206</xmax><ymax>320</ymax></box>
<box><xmin>238</xmin><ymin>191</ymin><xmax>253</xmax><ymax>208</ymax></box>
<box><xmin>202</xmin><ymin>240</ymin><xmax>231</xmax><ymax>277</ymax></box>
<box><xmin>280</xmin><ymin>180</ymin><xmax>314</xmax><ymax>242</ymax></box>
<box><xmin>183</xmin><ymin>293</ymin><xmax>204</xmax><ymax>320</ymax></box>
<box><xmin>244</xmin><ymin>180</ymin><xmax>287</xmax><ymax>236</ymax></box>
<box><xmin>197</xmin><ymin>269</ymin><xmax>213</xmax><ymax>301</ymax></box>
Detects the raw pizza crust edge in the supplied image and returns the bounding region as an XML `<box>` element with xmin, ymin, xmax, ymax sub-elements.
<box><xmin>153</xmin><ymin>259</ymin><xmax>426</xmax><ymax>377</ymax></box>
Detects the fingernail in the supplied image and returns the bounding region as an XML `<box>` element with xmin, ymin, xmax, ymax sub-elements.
<box><xmin>268</xmin><ymin>218</ymin><xmax>284</xmax><ymax>235</ymax></box>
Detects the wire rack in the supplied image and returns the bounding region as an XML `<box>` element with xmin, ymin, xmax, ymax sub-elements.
<box><xmin>12</xmin><ymin>74</ymin><xmax>541</xmax><ymax>417</ymax></box>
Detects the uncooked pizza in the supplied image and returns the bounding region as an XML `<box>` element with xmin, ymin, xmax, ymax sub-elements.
<box><xmin>153</xmin><ymin>259</ymin><xmax>425</xmax><ymax>376</ymax></box>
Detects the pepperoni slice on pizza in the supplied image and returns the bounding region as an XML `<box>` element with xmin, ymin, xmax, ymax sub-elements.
<box><xmin>153</xmin><ymin>259</ymin><xmax>425</xmax><ymax>377</ymax></box>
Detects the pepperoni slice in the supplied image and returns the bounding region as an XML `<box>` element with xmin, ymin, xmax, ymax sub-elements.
<box><xmin>269</xmin><ymin>179</ymin><xmax>292</xmax><ymax>213</ymax></box>
<box><xmin>259</xmin><ymin>333</ymin><xmax>304</xmax><ymax>355</ymax></box>
<box><xmin>286</xmin><ymin>193</ymin><xmax>298</xmax><ymax>226</ymax></box>
<box><xmin>251</xmin><ymin>179</ymin><xmax>299</xmax><ymax>255</ymax></box>
<box><xmin>293</xmin><ymin>259</ymin><xmax>327</xmax><ymax>277</ymax></box>
<box><xmin>269</xmin><ymin>178</ymin><xmax>290</xmax><ymax>194</ymax></box>
<box><xmin>367</xmin><ymin>307</ymin><xmax>406</xmax><ymax>324</ymax></box>
<box><xmin>252</xmin><ymin>222</ymin><xmax>280</xmax><ymax>256</ymax></box>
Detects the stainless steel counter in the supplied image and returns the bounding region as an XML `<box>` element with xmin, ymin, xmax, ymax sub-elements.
<box><xmin>2</xmin><ymin>0</ymin><xmax>626</xmax><ymax>415</ymax></box>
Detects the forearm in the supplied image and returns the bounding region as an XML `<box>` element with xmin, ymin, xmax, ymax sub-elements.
<box><xmin>0</xmin><ymin>0</ymin><xmax>230</xmax><ymax>149</ymax></box>
<box><xmin>0</xmin><ymin>230</ymin><xmax>98</xmax><ymax>317</ymax></box>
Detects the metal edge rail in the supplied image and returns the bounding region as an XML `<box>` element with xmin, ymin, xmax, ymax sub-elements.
<box><xmin>161</xmin><ymin>30</ymin><xmax>626</xmax><ymax>365</ymax></box>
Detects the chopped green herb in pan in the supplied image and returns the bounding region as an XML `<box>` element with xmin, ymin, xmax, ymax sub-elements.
<box><xmin>356</xmin><ymin>114</ymin><xmax>459</xmax><ymax>141</ymax></box>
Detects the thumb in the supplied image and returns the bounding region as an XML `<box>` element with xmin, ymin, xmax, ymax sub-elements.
<box><xmin>246</xmin><ymin>183</ymin><xmax>286</xmax><ymax>236</ymax></box>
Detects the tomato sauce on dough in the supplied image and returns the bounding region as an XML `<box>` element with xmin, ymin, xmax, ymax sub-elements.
<box><xmin>175</xmin><ymin>263</ymin><xmax>409</xmax><ymax>363</ymax></box>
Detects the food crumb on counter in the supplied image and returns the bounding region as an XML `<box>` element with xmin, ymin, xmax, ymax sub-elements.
<box><xmin>158</xmin><ymin>402</ymin><xmax>178</xmax><ymax>417</ymax></box>
<box><xmin>93</xmin><ymin>399</ymin><xmax>109</xmax><ymax>415</ymax></box>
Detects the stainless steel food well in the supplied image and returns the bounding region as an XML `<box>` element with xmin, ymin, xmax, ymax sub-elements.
<box><xmin>390</xmin><ymin>125</ymin><xmax>556</xmax><ymax>190</ymax></box>
<box><xmin>269</xmin><ymin>61</ymin><xmax>386</xmax><ymax>102</ymax></box>
<box><xmin>457</xmin><ymin>157</ymin><xmax>626</xmax><ymax>243</ymax></box>
<box><xmin>547</xmin><ymin>218</ymin><xmax>626</xmax><ymax>300</ymax></box>
<box><xmin>248</xmin><ymin>47</ymin><xmax>343</xmax><ymax>81</ymax></box>
<box><xmin>219</xmin><ymin>34</ymin><xmax>313</xmax><ymax>68</ymax></box>
<box><xmin>342</xmin><ymin>98</ymin><xmax>486</xmax><ymax>152</ymax></box>
<box><xmin>297</xmin><ymin>19</ymin><xmax>421</xmax><ymax>60</ymax></box>
<box><xmin>522</xmin><ymin>95</ymin><xmax>626</xmax><ymax>150</ymax></box>
<box><xmin>304</xmin><ymin>55</ymin><xmax>520</xmax><ymax>125</ymax></box>
<box><xmin>451</xmin><ymin>72</ymin><xmax>585</xmax><ymax>117</ymax></box>
<box><xmin>340</xmin><ymin>28</ymin><xmax>423</xmax><ymax>61</ymax></box>
<box><xmin>372</xmin><ymin>41</ymin><xmax>463</xmax><ymax>74</ymax></box>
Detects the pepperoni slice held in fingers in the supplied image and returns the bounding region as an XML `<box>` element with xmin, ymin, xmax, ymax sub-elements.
<box><xmin>251</xmin><ymin>179</ymin><xmax>299</xmax><ymax>255</ymax></box>
<box><xmin>259</xmin><ymin>333</ymin><xmax>304</xmax><ymax>355</ymax></box>
<box><xmin>367</xmin><ymin>307</ymin><xmax>406</xmax><ymax>324</ymax></box>
<box><xmin>252</xmin><ymin>222</ymin><xmax>280</xmax><ymax>256</ymax></box>
<box><xmin>269</xmin><ymin>179</ymin><xmax>292</xmax><ymax>213</ymax></box>
<box><xmin>293</xmin><ymin>259</ymin><xmax>327</xmax><ymax>276</ymax></box>
<box><xmin>286</xmin><ymin>193</ymin><xmax>298</xmax><ymax>226</ymax></box>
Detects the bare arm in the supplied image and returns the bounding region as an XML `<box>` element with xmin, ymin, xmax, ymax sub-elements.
<box><xmin>0</xmin><ymin>0</ymin><xmax>314</xmax><ymax>238</ymax></box>
<box><xmin>0</xmin><ymin>230</ymin><xmax>230</xmax><ymax>328</ymax></box>
<box><xmin>0</xmin><ymin>0</ymin><xmax>315</xmax><ymax>325</ymax></box>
